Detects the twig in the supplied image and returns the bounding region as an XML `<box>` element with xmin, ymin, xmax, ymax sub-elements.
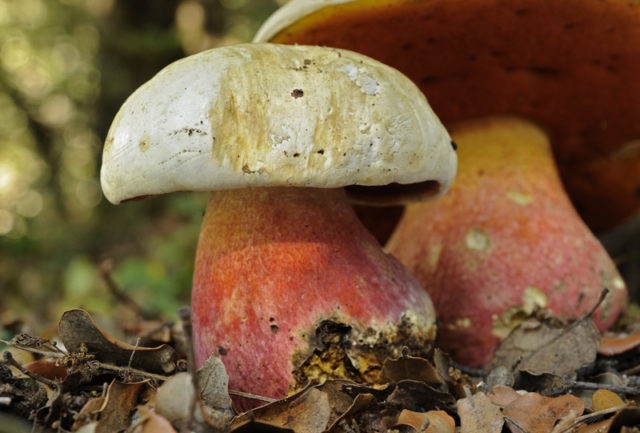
<box><xmin>565</xmin><ymin>379</ymin><xmax>640</xmax><ymax>396</ymax></box>
<box><xmin>581</xmin><ymin>287</ymin><xmax>610</xmax><ymax>321</ymax></box>
<box><xmin>1</xmin><ymin>338</ymin><xmax>171</xmax><ymax>383</ymax></box>
<box><xmin>504</xmin><ymin>417</ymin><xmax>530</xmax><ymax>433</ymax></box>
<box><xmin>227</xmin><ymin>390</ymin><xmax>278</xmax><ymax>404</ymax></box>
<box><xmin>551</xmin><ymin>404</ymin><xmax>627</xmax><ymax>433</ymax></box>
<box><xmin>99</xmin><ymin>259</ymin><xmax>151</xmax><ymax>320</ymax></box>
<box><xmin>86</xmin><ymin>360</ymin><xmax>172</xmax><ymax>383</ymax></box>
<box><xmin>2</xmin><ymin>351</ymin><xmax>59</xmax><ymax>390</ymax></box>
<box><xmin>448</xmin><ymin>360</ymin><xmax>486</xmax><ymax>377</ymax></box>
<box><xmin>0</xmin><ymin>339</ymin><xmax>66</xmax><ymax>359</ymax></box>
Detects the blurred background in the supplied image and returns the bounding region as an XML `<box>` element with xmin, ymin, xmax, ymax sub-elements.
<box><xmin>0</xmin><ymin>0</ymin><xmax>282</xmax><ymax>335</ymax></box>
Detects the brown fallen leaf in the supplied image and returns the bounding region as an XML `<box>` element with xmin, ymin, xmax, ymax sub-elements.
<box><xmin>381</xmin><ymin>356</ymin><xmax>445</xmax><ymax>386</ymax></box>
<box><xmin>592</xmin><ymin>389</ymin><xmax>626</xmax><ymax>412</ymax></box>
<box><xmin>423</xmin><ymin>410</ymin><xmax>456</xmax><ymax>433</ymax></box>
<box><xmin>395</xmin><ymin>409</ymin><xmax>431</xmax><ymax>432</ymax></box>
<box><xmin>502</xmin><ymin>392</ymin><xmax>584</xmax><ymax>433</ymax></box>
<box><xmin>24</xmin><ymin>359</ymin><xmax>67</xmax><ymax>381</ymax></box>
<box><xmin>387</xmin><ymin>380</ymin><xmax>456</xmax><ymax>412</ymax></box>
<box><xmin>457</xmin><ymin>391</ymin><xmax>504</xmax><ymax>433</ymax></box>
<box><xmin>95</xmin><ymin>380</ymin><xmax>148</xmax><ymax>433</ymax></box>
<box><xmin>490</xmin><ymin>316</ymin><xmax>600</xmax><ymax>378</ymax></box>
<box><xmin>197</xmin><ymin>354</ymin><xmax>233</xmax><ymax>414</ymax></box>
<box><xmin>72</xmin><ymin>395</ymin><xmax>107</xmax><ymax>431</ymax></box>
<box><xmin>233</xmin><ymin>387</ymin><xmax>332</xmax><ymax>433</ymax></box>
<box><xmin>395</xmin><ymin>409</ymin><xmax>456</xmax><ymax>433</ymax></box>
<box><xmin>326</xmin><ymin>393</ymin><xmax>376</xmax><ymax>433</ymax></box>
<box><xmin>58</xmin><ymin>309</ymin><xmax>176</xmax><ymax>374</ymax></box>
<box><xmin>487</xmin><ymin>385</ymin><xmax>522</xmax><ymax>407</ymax></box>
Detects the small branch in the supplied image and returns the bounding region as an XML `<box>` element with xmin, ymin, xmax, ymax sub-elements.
<box><xmin>227</xmin><ymin>390</ymin><xmax>278</xmax><ymax>404</ymax></box>
<box><xmin>580</xmin><ymin>287</ymin><xmax>609</xmax><ymax>321</ymax></box>
<box><xmin>448</xmin><ymin>360</ymin><xmax>486</xmax><ymax>377</ymax></box>
<box><xmin>504</xmin><ymin>417</ymin><xmax>530</xmax><ymax>433</ymax></box>
<box><xmin>88</xmin><ymin>360</ymin><xmax>172</xmax><ymax>383</ymax></box>
<box><xmin>0</xmin><ymin>339</ymin><xmax>66</xmax><ymax>359</ymax></box>
<box><xmin>565</xmin><ymin>379</ymin><xmax>640</xmax><ymax>396</ymax></box>
<box><xmin>1</xmin><ymin>338</ymin><xmax>171</xmax><ymax>383</ymax></box>
<box><xmin>99</xmin><ymin>260</ymin><xmax>151</xmax><ymax>319</ymax></box>
<box><xmin>552</xmin><ymin>404</ymin><xmax>627</xmax><ymax>433</ymax></box>
<box><xmin>2</xmin><ymin>351</ymin><xmax>59</xmax><ymax>390</ymax></box>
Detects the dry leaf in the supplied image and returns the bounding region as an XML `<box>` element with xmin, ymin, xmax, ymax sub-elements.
<box><xmin>72</xmin><ymin>395</ymin><xmax>107</xmax><ymax>430</ymax></box>
<box><xmin>457</xmin><ymin>392</ymin><xmax>504</xmax><ymax>433</ymax></box>
<box><xmin>387</xmin><ymin>380</ymin><xmax>456</xmax><ymax>412</ymax></box>
<box><xmin>328</xmin><ymin>394</ymin><xmax>379</xmax><ymax>433</ymax></box>
<box><xmin>491</xmin><ymin>317</ymin><xmax>600</xmax><ymax>377</ymax></box>
<box><xmin>487</xmin><ymin>385</ymin><xmax>522</xmax><ymax>407</ymax></box>
<box><xmin>324</xmin><ymin>388</ymin><xmax>375</xmax><ymax>432</ymax></box>
<box><xmin>24</xmin><ymin>359</ymin><xmax>67</xmax><ymax>381</ymax></box>
<box><xmin>592</xmin><ymin>389</ymin><xmax>625</xmax><ymax>411</ymax></box>
<box><xmin>233</xmin><ymin>387</ymin><xmax>331</xmax><ymax>433</ymax></box>
<box><xmin>58</xmin><ymin>309</ymin><xmax>176</xmax><ymax>374</ymax></box>
<box><xmin>396</xmin><ymin>409</ymin><xmax>430</xmax><ymax>432</ymax></box>
<box><xmin>502</xmin><ymin>392</ymin><xmax>584</xmax><ymax>433</ymax></box>
<box><xmin>196</xmin><ymin>354</ymin><xmax>232</xmax><ymax>414</ymax></box>
<box><xmin>95</xmin><ymin>380</ymin><xmax>147</xmax><ymax>433</ymax></box>
<box><xmin>381</xmin><ymin>356</ymin><xmax>445</xmax><ymax>386</ymax></box>
<box><xmin>423</xmin><ymin>410</ymin><xmax>456</xmax><ymax>433</ymax></box>
<box><xmin>395</xmin><ymin>409</ymin><xmax>455</xmax><ymax>433</ymax></box>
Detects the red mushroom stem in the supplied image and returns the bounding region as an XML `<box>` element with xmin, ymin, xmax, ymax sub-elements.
<box><xmin>387</xmin><ymin>117</ymin><xmax>628</xmax><ymax>367</ymax></box>
<box><xmin>192</xmin><ymin>186</ymin><xmax>436</xmax><ymax>405</ymax></box>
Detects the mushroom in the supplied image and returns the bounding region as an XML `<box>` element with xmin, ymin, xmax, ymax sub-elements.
<box><xmin>255</xmin><ymin>0</ymin><xmax>638</xmax><ymax>366</ymax></box>
<box><xmin>101</xmin><ymin>43</ymin><xmax>457</xmax><ymax>403</ymax></box>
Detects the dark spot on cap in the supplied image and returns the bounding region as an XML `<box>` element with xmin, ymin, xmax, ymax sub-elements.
<box><xmin>270</xmin><ymin>324</ymin><xmax>279</xmax><ymax>334</ymax></box>
<box><xmin>217</xmin><ymin>346</ymin><xmax>228</xmax><ymax>356</ymax></box>
<box><xmin>451</xmin><ymin>140</ymin><xmax>458</xmax><ymax>151</ymax></box>
<box><xmin>291</xmin><ymin>89</ymin><xmax>304</xmax><ymax>98</ymax></box>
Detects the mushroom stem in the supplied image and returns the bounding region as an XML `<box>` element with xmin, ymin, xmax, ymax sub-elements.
<box><xmin>387</xmin><ymin>117</ymin><xmax>628</xmax><ymax>367</ymax></box>
<box><xmin>192</xmin><ymin>186</ymin><xmax>436</xmax><ymax>404</ymax></box>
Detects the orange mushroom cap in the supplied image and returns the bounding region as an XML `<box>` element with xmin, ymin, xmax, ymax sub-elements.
<box><xmin>255</xmin><ymin>0</ymin><xmax>640</xmax><ymax>231</ymax></box>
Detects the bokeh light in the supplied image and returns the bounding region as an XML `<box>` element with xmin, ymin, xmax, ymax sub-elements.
<box><xmin>0</xmin><ymin>0</ymin><xmax>282</xmax><ymax>328</ymax></box>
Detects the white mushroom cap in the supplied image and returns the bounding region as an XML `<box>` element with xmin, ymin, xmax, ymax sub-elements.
<box><xmin>101</xmin><ymin>43</ymin><xmax>456</xmax><ymax>204</ymax></box>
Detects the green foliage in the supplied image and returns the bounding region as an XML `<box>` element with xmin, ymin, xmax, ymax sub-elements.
<box><xmin>0</xmin><ymin>0</ymin><xmax>281</xmax><ymax>328</ymax></box>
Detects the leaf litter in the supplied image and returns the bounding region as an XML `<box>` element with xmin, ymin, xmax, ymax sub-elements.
<box><xmin>3</xmin><ymin>299</ymin><xmax>640</xmax><ymax>432</ymax></box>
